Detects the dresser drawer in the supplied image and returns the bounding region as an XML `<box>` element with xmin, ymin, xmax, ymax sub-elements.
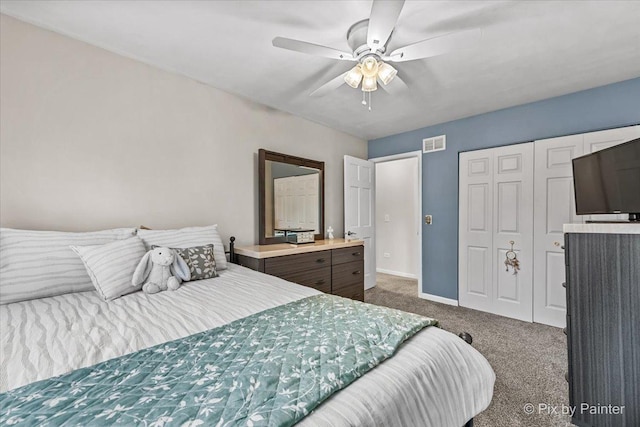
<box><xmin>333</xmin><ymin>282</ymin><xmax>364</xmax><ymax>302</ymax></box>
<box><xmin>332</xmin><ymin>246</ymin><xmax>364</xmax><ymax>265</ymax></box>
<box><xmin>332</xmin><ymin>260</ymin><xmax>364</xmax><ymax>291</ymax></box>
<box><xmin>275</xmin><ymin>267</ymin><xmax>331</xmax><ymax>293</ymax></box>
<box><xmin>264</xmin><ymin>250</ymin><xmax>331</xmax><ymax>276</ymax></box>
<box><xmin>236</xmin><ymin>254</ymin><xmax>264</xmax><ymax>272</ymax></box>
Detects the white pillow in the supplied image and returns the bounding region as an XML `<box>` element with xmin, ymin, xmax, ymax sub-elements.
<box><xmin>71</xmin><ymin>236</ymin><xmax>146</xmax><ymax>301</ymax></box>
<box><xmin>0</xmin><ymin>227</ymin><xmax>136</xmax><ymax>305</ymax></box>
<box><xmin>137</xmin><ymin>225</ymin><xmax>227</xmax><ymax>270</ymax></box>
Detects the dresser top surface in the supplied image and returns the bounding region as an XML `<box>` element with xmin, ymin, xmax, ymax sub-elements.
<box><xmin>563</xmin><ymin>223</ymin><xmax>640</xmax><ymax>234</ymax></box>
<box><xmin>234</xmin><ymin>238</ymin><xmax>364</xmax><ymax>259</ymax></box>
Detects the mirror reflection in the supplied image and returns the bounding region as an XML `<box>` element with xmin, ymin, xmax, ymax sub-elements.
<box><xmin>264</xmin><ymin>160</ymin><xmax>322</xmax><ymax>238</ymax></box>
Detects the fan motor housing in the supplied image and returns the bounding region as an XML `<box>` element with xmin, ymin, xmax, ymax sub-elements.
<box><xmin>347</xmin><ymin>19</ymin><xmax>389</xmax><ymax>59</ymax></box>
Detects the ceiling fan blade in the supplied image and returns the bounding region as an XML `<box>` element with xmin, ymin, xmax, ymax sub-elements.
<box><xmin>273</xmin><ymin>37</ymin><xmax>355</xmax><ymax>61</ymax></box>
<box><xmin>378</xmin><ymin>74</ymin><xmax>408</xmax><ymax>95</ymax></box>
<box><xmin>309</xmin><ymin>72</ymin><xmax>349</xmax><ymax>97</ymax></box>
<box><xmin>367</xmin><ymin>0</ymin><xmax>405</xmax><ymax>51</ymax></box>
<box><xmin>387</xmin><ymin>29</ymin><xmax>481</xmax><ymax>62</ymax></box>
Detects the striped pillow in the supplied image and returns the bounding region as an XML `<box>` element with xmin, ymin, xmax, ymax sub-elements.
<box><xmin>137</xmin><ymin>225</ymin><xmax>227</xmax><ymax>270</ymax></box>
<box><xmin>71</xmin><ymin>236</ymin><xmax>146</xmax><ymax>301</ymax></box>
<box><xmin>0</xmin><ymin>227</ymin><xmax>136</xmax><ymax>305</ymax></box>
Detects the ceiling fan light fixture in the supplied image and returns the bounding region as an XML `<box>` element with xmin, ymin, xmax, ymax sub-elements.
<box><xmin>344</xmin><ymin>64</ymin><xmax>363</xmax><ymax>89</ymax></box>
<box><xmin>361</xmin><ymin>75</ymin><xmax>378</xmax><ymax>92</ymax></box>
<box><xmin>360</xmin><ymin>56</ymin><xmax>379</xmax><ymax>78</ymax></box>
<box><xmin>377</xmin><ymin>61</ymin><xmax>397</xmax><ymax>85</ymax></box>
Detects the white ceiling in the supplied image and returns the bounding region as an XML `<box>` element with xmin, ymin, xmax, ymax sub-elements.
<box><xmin>2</xmin><ymin>1</ymin><xmax>640</xmax><ymax>140</ymax></box>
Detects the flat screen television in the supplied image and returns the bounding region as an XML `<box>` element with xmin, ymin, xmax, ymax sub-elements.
<box><xmin>572</xmin><ymin>137</ymin><xmax>640</xmax><ymax>221</ymax></box>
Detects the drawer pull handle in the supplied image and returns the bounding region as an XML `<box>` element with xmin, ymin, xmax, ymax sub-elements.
<box><xmin>562</xmin><ymin>282</ymin><xmax>566</xmax><ymax>288</ymax></box>
<box><xmin>353</xmin><ymin>271</ymin><xmax>361</xmax><ymax>275</ymax></box>
<box><xmin>316</xmin><ymin>280</ymin><xmax>325</xmax><ymax>285</ymax></box>
<box><xmin>352</xmin><ymin>252</ymin><xmax>361</xmax><ymax>256</ymax></box>
<box><xmin>316</xmin><ymin>259</ymin><xmax>326</xmax><ymax>263</ymax></box>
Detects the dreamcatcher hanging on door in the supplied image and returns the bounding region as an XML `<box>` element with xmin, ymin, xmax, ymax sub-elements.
<box><xmin>504</xmin><ymin>241</ymin><xmax>520</xmax><ymax>275</ymax></box>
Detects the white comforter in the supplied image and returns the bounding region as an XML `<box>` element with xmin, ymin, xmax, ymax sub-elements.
<box><xmin>0</xmin><ymin>264</ymin><xmax>494</xmax><ymax>427</ymax></box>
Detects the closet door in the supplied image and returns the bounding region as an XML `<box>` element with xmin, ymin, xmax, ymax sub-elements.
<box><xmin>533</xmin><ymin>135</ymin><xmax>583</xmax><ymax>328</ymax></box>
<box><xmin>583</xmin><ymin>125</ymin><xmax>640</xmax><ymax>153</ymax></box>
<box><xmin>492</xmin><ymin>143</ymin><xmax>534</xmax><ymax>322</ymax></box>
<box><xmin>459</xmin><ymin>149</ymin><xmax>494</xmax><ymax>313</ymax></box>
<box><xmin>582</xmin><ymin>126</ymin><xmax>640</xmax><ymax>222</ymax></box>
<box><xmin>459</xmin><ymin>143</ymin><xmax>534</xmax><ymax>322</ymax></box>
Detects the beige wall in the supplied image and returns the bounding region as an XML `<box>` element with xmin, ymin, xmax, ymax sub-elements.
<box><xmin>0</xmin><ymin>14</ymin><xmax>366</xmax><ymax>246</ymax></box>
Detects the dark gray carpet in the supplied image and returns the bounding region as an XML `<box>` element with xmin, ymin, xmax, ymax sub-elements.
<box><xmin>366</xmin><ymin>273</ymin><xmax>572</xmax><ymax>427</ymax></box>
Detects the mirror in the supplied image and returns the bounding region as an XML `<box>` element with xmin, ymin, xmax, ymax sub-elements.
<box><xmin>259</xmin><ymin>149</ymin><xmax>324</xmax><ymax>245</ymax></box>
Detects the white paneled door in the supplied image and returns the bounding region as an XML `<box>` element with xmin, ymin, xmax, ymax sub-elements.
<box><xmin>532</xmin><ymin>126</ymin><xmax>640</xmax><ymax>326</ymax></box>
<box><xmin>344</xmin><ymin>155</ymin><xmax>376</xmax><ymax>290</ymax></box>
<box><xmin>493</xmin><ymin>143</ymin><xmax>534</xmax><ymax>321</ymax></box>
<box><xmin>461</xmin><ymin>125</ymin><xmax>640</xmax><ymax>326</ymax></box>
<box><xmin>533</xmin><ymin>135</ymin><xmax>583</xmax><ymax>328</ymax></box>
<box><xmin>274</xmin><ymin>174</ymin><xmax>319</xmax><ymax>232</ymax></box>
<box><xmin>459</xmin><ymin>143</ymin><xmax>534</xmax><ymax>322</ymax></box>
<box><xmin>458</xmin><ymin>148</ymin><xmax>494</xmax><ymax>313</ymax></box>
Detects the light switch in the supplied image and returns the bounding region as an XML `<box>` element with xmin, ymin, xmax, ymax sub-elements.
<box><xmin>425</xmin><ymin>215</ymin><xmax>433</xmax><ymax>225</ymax></box>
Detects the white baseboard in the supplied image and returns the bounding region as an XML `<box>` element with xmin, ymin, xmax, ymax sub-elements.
<box><xmin>419</xmin><ymin>292</ymin><xmax>459</xmax><ymax>306</ymax></box>
<box><xmin>376</xmin><ymin>268</ymin><xmax>418</xmax><ymax>279</ymax></box>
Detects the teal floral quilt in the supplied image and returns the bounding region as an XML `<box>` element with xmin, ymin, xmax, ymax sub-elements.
<box><xmin>0</xmin><ymin>294</ymin><xmax>437</xmax><ymax>426</ymax></box>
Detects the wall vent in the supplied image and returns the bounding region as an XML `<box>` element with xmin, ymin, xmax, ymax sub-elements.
<box><xmin>423</xmin><ymin>135</ymin><xmax>446</xmax><ymax>154</ymax></box>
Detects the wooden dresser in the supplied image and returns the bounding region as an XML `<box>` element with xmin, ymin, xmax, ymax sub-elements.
<box><xmin>563</xmin><ymin>224</ymin><xmax>640</xmax><ymax>427</ymax></box>
<box><xmin>234</xmin><ymin>239</ymin><xmax>365</xmax><ymax>301</ymax></box>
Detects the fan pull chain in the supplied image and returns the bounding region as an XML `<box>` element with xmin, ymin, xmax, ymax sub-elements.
<box><xmin>368</xmin><ymin>91</ymin><xmax>372</xmax><ymax>112</ymax></box>
<box><xmin>362</xmin><ymin>91</ymin><xmax>367</xmax><ymax>106</ymax></box>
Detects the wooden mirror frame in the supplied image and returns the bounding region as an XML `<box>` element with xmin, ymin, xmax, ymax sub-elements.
<box><xmin>259</xmin><ymin>149</ymin><xmax>325</xmax><ymax>245</ymax></box>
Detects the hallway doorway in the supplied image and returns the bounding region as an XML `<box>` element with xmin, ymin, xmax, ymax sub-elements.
<box><xmin>371</xmin><ymin>152</ymin><xmax>421</xmax><ymax>297</ymax></box>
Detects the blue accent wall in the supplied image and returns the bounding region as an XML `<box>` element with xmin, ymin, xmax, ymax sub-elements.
<box><xmin>368</xmin><ymin>78</ymin><xmax>640</xmax><ymax>300</ymax></box>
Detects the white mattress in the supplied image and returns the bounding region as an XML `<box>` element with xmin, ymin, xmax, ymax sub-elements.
<box><xmin>0</xmin><ymin>264</ymin><xmax>494</xmax><ymax>427</ymax></box>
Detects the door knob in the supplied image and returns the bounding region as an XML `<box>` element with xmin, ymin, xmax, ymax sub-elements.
<box><xmin>554</xmin><ymin>241</ymin><xmax>561</xmax><ymax>247</ymax></box>
<box><xmin>347</xmin><ymin>231</ymin><xmax>357</xmax><ymax>236</ymax></box>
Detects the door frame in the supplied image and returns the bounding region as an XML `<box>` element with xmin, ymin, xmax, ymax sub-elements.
<box><xmin>369</xmin><ymin>151</ymin><xmax>423</xmax><ymax>298</ymax></box>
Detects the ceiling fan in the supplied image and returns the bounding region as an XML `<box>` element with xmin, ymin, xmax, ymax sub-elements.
<box><xmin>272</xmin><ymin>0</ymin><xmax>479</xmax><ymax>108</ymax></box>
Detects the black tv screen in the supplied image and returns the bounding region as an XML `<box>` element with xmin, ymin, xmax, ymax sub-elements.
<box><xmin>572</xmin><ymin>137</ymin><xmax>640</xmax><ymax>219</ymax></box>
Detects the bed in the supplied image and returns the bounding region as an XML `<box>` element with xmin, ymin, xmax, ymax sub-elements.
<box><xmin>0</xmin><ymin>228</ymin><xmax>494</xmax><ymax>427</ymax></box>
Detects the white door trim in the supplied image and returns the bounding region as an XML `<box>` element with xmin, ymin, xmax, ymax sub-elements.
<box><xmin>369</xmin><ymin>151</ymin><xmax>424</xmax><ymax>300</ymax></box>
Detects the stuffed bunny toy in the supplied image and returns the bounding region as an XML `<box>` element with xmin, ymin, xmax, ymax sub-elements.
<box><xmin>132</xmin><ymin>247</ymin><xmax>190</xmax><ymax>294</ymax></box>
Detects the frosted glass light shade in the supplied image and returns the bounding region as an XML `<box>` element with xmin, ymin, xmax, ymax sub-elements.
<box><xmin>361</xmin><ymin>57</ymin><xmax>379</xmax><ymax>78</ymax></box>
<box><xmin>344</xmin><ymin>65</ymin><xmax>363</xmax><ymax>89</ymax></box>
<box><xmin>361</xmin><ymin>75</ymin><xmax>377</xmax><ymax>92</ymax></box>
<box><xmin>377</xmin><ymin>62</ymin><xmax>397</xmax><ymax>85</ymax></box>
